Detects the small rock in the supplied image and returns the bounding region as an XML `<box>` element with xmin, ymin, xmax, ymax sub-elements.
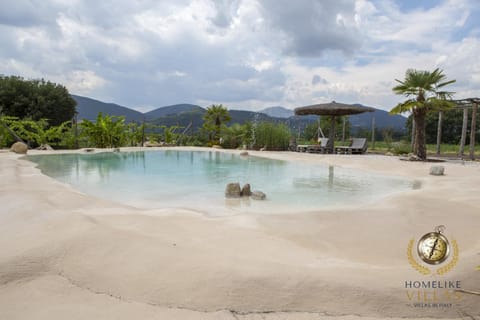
<box><xmin>407</xmin><ymin>154</ymin><xmax>421</xmax><ymax>161</ymax></box>
<box><xmin>37</xmin><ymin>144</ymin><xmax>54</xmax><ymax>151</ymax></box>
<box><xmin>430</xmin><ymin>165</ymin><xmax>445</xmax><ymax>176</ymax></box>
<box><xmin>10</xmin><ymin>142</ymin><xmax>28</xmax><ymax>154</ymax></box>
<box><xmin>225</xmin><ymin>183</ymin><xmax>241</xmax><ymax>198</ymax></box>
<box><xmin>113</xmin><ymin>148</ymin><xmax>120</xmax><ymax>152</ymax></box>
<box><xmin>212</xmin><ymin>145</ymin><xmax>223</xmax><ymax>149</ymax></box>
<box><xmin>240</xmin><ymin>151</ymin><xmax>248</xmax><ymax>156</ymax></box>
<box><xmin>385</xmin><ymin>152</ymin><xmax>394</xmax><ymax>156</ymax></box>
<box><xmin>241</xmin><ymin>183</ymin><xmax>252</xmax><ymax>196</ymax></box>
<box><xmin>84</xmin><ymin>148</ymin><xmax>95</xmax><ymax>152</ymax></box>
<box><xmin>251</xmin><ymin>191</ymin><xmax>266</xmax><ymax>200</ymax></box>
<box><xmin>259</xmin><ymin>146</ymin><xmax>267</xmax><ymax>151</ymax></box>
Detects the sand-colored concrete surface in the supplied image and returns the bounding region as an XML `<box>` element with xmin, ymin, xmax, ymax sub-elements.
<box><xmin>0</xmin><ymin>147</ymin><xmax>479</xmax><ymax>319</ymax></box>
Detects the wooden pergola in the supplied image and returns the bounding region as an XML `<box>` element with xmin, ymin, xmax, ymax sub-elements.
<box><xmin>434</xmin><ymin>98</ymin><xmax>479</xmax><ymax>160</ymax></box>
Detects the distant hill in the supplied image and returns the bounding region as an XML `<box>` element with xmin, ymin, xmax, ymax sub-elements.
<box><xmin>259</xmin><ymin>106</ymin><xmax>294</xmax><ymax>118</ymax></box>
<box><xmin>71</xmin><ymin>95</ymin><xmax>406</xmax><ymax>133</ymax></box>
<box><xmin>149</xmin><ymin>107</ymin><xmax>206</xmax><ymax>131</ymax></box>
<box><xmin>144</xmin><ymin>104</ymin><xmax>204</xmax><ymax>121</ymax></box>
<box><xmin>72</xmin><ymin>95</ymin><xmax>144</xmax><ymax>122</ymax></box>
<box><xmin>260</xmin><ymin>104</ymin><xmax>406</xmax><ymax>131</ymax></box>
<box><xmin>350</xmin><ymin>106</ymin><xmax>406</xmax><ymax>131</ymax></box>
<box><xmin>149</xmin><ymin>108</ymin><xmax>280</xmax><ymax>131</ymax></box>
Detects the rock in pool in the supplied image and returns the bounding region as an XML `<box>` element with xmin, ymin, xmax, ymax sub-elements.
<box><xmin>251</xmin><ymin>191</ymin><xmax>266</xmax><ymax>200</ymax></box>
<box><xmin>241</xmin><ymin>183</ymin><xmax>252</xmax><ymax>196</ymax></box>
<box><xmin>225</xmin><ymin>183</ymin><xmax>242</xmax><ymax>198</ymax></box>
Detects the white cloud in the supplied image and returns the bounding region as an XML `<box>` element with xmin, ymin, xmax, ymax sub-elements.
<box><xmin>0</xmin><ymin>0</ymin><xmax>478</xmax><ymax>111</ymax></box>
<box><xmin>63</xmin><ymin>70</ymin><xmax>107</xmax><ymax>94</ymax></box>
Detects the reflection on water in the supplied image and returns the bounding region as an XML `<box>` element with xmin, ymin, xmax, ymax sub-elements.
<box><xmin>292</xmin><ymin>166</ymin><xmax>366</xmax><ymax>192</ymax></box>
<box><xmin>26</xmin><ymin>150</ymin><xmax>414</xmax><ymax>214</ymax></box>
<box><xmin>28</xmin><ymin>152</ymin><xmax>146</xmax><ymax>181</ymax></box>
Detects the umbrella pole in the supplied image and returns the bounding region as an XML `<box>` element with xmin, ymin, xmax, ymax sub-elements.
<box><xmin>328</xmin><ymin>116</ymin><xmax>336</xmax><ymax>153</ymax></box>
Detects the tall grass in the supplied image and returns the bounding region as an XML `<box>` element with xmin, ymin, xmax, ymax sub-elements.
<box><xmin>253</xmin><ymin>122</ymin><xmax>291</xmax><ymax>151</ymax></box>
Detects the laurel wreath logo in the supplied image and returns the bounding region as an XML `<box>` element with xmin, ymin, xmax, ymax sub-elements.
<box><xmin>407</xmin><ymin>239</ymin><xmax>459</xmax><ymax>276</ymax></box>
<box><xmin>407</xmin><ymin>239</ymin><xmax>431</xmax><ymax>275</ymax></box>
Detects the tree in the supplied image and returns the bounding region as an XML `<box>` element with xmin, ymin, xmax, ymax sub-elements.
<box><xmin>0</xmin><ymin>76</ymin><xmax>76</xmax><ymax>126</ymax></box>
<box><xmin>80</xmin><ymin>113</ymin><xmax>127</xmax><ymax>148</ymax></box>
<box><xmin>221</xmin><ymin>123</ymin><xmax>252</xmax><ymax>149</ymax></box>
<box><xmin>390</xmin><ymin>68</ymin><xmax>455</xmax><ymax>160</ymax></box>
<box><xmin>202</xmin><ymin>104</ymin><xmax>231</xmax><ymax>143</ymax></box>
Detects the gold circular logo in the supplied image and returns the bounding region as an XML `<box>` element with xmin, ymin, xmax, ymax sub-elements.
<box><xmin>417</xmin><ymin>231</ymin><xmax>450</xmax><ymax>265</ymax></box>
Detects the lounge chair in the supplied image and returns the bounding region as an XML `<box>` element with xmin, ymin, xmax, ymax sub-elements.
<box><xmin>335</xmin><ymin>138</ymin><xmax>368</xmax><ymax>154</ymax></box>
<box><xmin>296</xmin><ymin>138</ymin><xmax>328</xmax><ymax>153</ymax></box>
<box><xmin>296</xmin><ymin>144</ymin><xmax>309</xmax><ymax>152</ymax></box>
<box><xmin>307</xmin><ymin>138</ymin><xmax>329</xmax><ymax>153</ymax></box>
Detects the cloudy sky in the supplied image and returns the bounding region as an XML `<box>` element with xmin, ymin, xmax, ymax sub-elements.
<box><xmin>0</xmin><ymin>0</ymin><xmax>479</xmax><ymax>112</ymax></box>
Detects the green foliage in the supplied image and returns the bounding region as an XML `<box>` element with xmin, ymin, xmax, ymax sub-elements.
<box><xmin>159</xmin><ymin>125</ymin><xmax>182</xmax><ymax>144</ymax></box>
<box><xmin>80</xmin><ymin>113</ymin><xmax>127</xmax><ymax>148</ymax></box>
<box><xmin>391</xmin><ymin>141</ymin><xmax>412</xmax><ymax>155</ymax></box>
<box><xmin>0</xmin><ymin>75</ymin><xmax>76</xmax><ymax>126</ymax></box>
<box><xmin>0</xmin><ymin>117</ymin><xmax>16</xmax><ymax>147</ymax></box>
<box><xmin>300</xmin><ymin>116</ymin><xmax>350</xmax><ymax>142</ymax></box>
<box><xmin>252</xmin><ymin>122</ymin><xmax>291</xmax><ymax>151</ymax></box>
<box><xmin>1</xmin><ymin>116</ymin><xmax>71</xmax><ymax>147</ymax></box>
<box><xmin>221</xmin><ymin>123</ymin><xmax>253</xmax><ymax>149</ymax></box>
<box><xmin>125</xmin><ymin>122</ymin><xmax>145</xmax><ymax>146</ymax></box>
<box><xmin>390</xmin><ymin>68</ymin><xmax>455</xmax><ymax>114</ymax></box>
<box><xmin>302</xmin><ymin>122</ymin><xmax>318</xmax><ymax>141</ymax></box>
<box><xmin>202</xmin><ymin>104</ymin><xmax>231</xmax><ymax>143</ymax></box>
<box><xmin>406</xmin><ymin>109</ymin><xmax>480</xmax><ymax>145</ymax></box>
<box><xmin>382</xmin><ymin>127</ymin><xmax>394</xmax><ymax>150</ymax></box>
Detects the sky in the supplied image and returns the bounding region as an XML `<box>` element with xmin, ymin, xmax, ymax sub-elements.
<box><xmin>0</xmin><ymin>0</ymin><xmax>479</xmax><ymax>112</ymax></box>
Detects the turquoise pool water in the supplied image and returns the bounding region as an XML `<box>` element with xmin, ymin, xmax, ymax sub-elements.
<box><xmin>26</xmin><ymin>150</ymin><xmax>414</xmax><ymax>215</ymax></box>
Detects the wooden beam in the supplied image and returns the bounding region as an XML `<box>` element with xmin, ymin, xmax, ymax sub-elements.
<box><xmin>469</xmin><ymin>103</ymin><xmax>477</xmax><ymax>160</ymax></box>
<box><xmin>459</xmin><ymin>107</ymin><xmax>468</xmax><ymax>157</ymax></box>
<box><xmin>371</xmin><ymin>115</ymin><xmax>375</xmax><ymax>149</ymax></box>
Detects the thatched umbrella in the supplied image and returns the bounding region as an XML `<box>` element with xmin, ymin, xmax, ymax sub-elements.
<box><xmin>294</xmin><ymin>101</ymin><xmax>375</xmax><ymax>152</ymax></box>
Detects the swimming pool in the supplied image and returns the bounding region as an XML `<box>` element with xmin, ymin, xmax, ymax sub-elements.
<box><xmin>26</xmin><ymin>150</ymin><xmax>414</xmax><ymax>215</ymax></box>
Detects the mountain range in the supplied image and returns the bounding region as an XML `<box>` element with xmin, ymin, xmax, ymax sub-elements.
<box><xmin>71</xmin><ymin>95</ymin><xmax>407</xmax><ymax>133</ymax></box>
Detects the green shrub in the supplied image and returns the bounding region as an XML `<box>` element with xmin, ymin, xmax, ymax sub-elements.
<box><xmin>252</xmin><ymin>122</ymin><xmax>291</xmax><ymax>151</ymax></box>
<box><xmin>392</xmin><ymin>141</ymin><xmax>411</xmax><ymax>155</ymax></box>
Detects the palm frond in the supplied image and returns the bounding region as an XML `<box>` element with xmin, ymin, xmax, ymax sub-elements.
<box><xmin>389</xmin><ymin>100</ymin><xmax>417</xmax><ymax>114</ymax></box>
<box><xmin>436</xmin><ymin>79</ymin><xmax>456</xmax><ymax>88</ymax></box>
<box><xmin>426</xmin><ymin>97</ymin><xmax>455</xmax><ymax>111</ymax></box>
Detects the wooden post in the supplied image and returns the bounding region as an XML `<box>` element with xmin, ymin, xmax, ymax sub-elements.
<box><xmin>371</xmin><ymin>115</ymin><xmax>375</xmax><ymax>149</ymax></box>
<box><xmin>459</xmin><ymin>107</ymin><xmax>468</xmax><ymax>157</ymax></box>
<box><xmin>469</xmin><ymin>103</ymin><xmax>477</xmax><ymax>160</ymax></box>
<box><xmin>328</xmin><ymin>166</ymin><xmax>334</xmax><ymax>186</ymax></box>
<box><xmin>328</xmin><ymin>116</ymin><xmax>336</xmax><ymax>153</ymax></box>
<box><xmin>436</xmin><ymin>111</ymin><xmax>443</xmax><ymax>155</ymax></box>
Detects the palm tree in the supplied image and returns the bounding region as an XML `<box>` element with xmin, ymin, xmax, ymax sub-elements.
<box><xmin>202</xmin><ymin>104</ymin><xmax>231</xmax><ymax>143</ymax></box>
<box><xmin>390</xmin><ymin>68</ymin><xmax>455</xmax><ymax>160</ymax></box>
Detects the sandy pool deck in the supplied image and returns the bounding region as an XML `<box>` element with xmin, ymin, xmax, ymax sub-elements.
<box><xmin>0</xmin><ymin>147</ymin><xmax>479</xmax><ymax>319</ymax></box>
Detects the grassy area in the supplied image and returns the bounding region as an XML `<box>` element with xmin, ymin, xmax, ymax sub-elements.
<box><xmin>369</xmin><ymin>141</ymin><xmax>480</xmax><ymax>156</ymax></box>
<box><xmin>299</xmin><ymin>139</ymin><xmax>480</xmax><ymax>157</ymax></box>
